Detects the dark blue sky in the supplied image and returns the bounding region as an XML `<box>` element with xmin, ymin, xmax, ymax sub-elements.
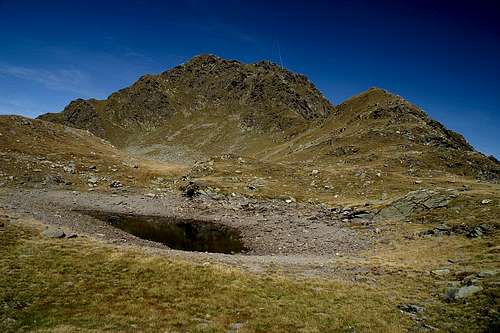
<box><xmin>1</xmin><ymin>0</ymin><xmax>499</xmax><ymax>156</ymax></box>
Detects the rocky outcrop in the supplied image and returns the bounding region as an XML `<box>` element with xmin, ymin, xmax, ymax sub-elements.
<box><xmin>39</xmin><ymin>98</ymin><xmax>106</xmax><ymax>137</ymax></box>
<box><xmin>377</xmin><ymin>189</ymin><xmax>456</xmax><ymax>220</ymax></box>
<box><xmin>161</xmin><ymin>55</ymin><xmax>333</xmax><ymax>122</ymax></box>
<box><xmin>39</xmin><ymin>54</ymin><xmax>334</xmax><ymax>135</ymax></box>
<box><xmin>445</xmin><ymin>285</ymin><xmax>483</xmax><ymax>301</ymax></box>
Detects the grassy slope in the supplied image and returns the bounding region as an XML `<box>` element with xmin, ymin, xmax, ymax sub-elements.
<box><xmin>0</xmin><ymin>116</ymin><xmax>499</xmax><ymax>332</ymax></box>
<box><xmin>1</xmin><ymin>219</ymin><xmax>411</xmax><ymax>333</ymax></box>
<box><xmin>35</xmin><ymin>60</ymin><xmax>499</xmax><ymax>205</ymax></box>
<box><xmin>1</xmin><ymin>208</ymin><xmax>498</xmax><ymax>332</ymax></box>
<box><xmin>2</xmin><ymin>114</ymin><xmax>498</xmax><ymax>208</ymax></box>
<box><xmin>0</xmin><ymin>116</ymin><xmax>187</xmax><ymax>191</ymax></box>
<box><xmin>180</xmin><ymin>88</ymin><xmax>498</xmax><ymax>205</ymax></box>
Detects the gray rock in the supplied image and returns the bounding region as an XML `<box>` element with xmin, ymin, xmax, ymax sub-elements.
<box><xmin>88</xmin><ymin>176</ymin><xmax>99</xmax><ymax>184</ymax></box>
<box><xmin>422</xmin><ymin>195</ymin><xmax>451</xmax><ymax>209</ymax></box>
<box><xmin>478</xmin><ymin>270</ymin><xmax>498</xmax><ymax>278</ymax></box>
<box><xmin>66</xmin><ymin>232</ymin><xmax>78</xmax><ymax>239</ymax></box>
<box><xmin>41</xmin><ymin>228</ymin><xmax>65</xmax><ymax>238</ymax></box>
<box><xmin>63</xmin><ymin>164</ymin><xmax>76</xmax><ymax>173</ymax></box>
<box><xmin>445</xmin><ymin>285</ymin><xmax>483</xmax><ymax>301</ymax></box>
<box><xmin>110</xmin><ymin>180</ymin><xmax>123</xmax><ymax>188</ymax></box>
<box><xmin>2</xmin><ymin>317</ymin><xmax>16</xmax><ymax>327</ymax></box>
<box><xmin>228</xmin><ymin>323</ymin><xmax>243</xmax><ymax>333</ymax></box>
<box><xmin>467</xmin><ymin>226</ymin><xmax>484</xmax><ymax>238</ymax></box>
<box><xmin>195</xmin><ymin>322</ymin><xmax>211</xmax><ymax>331</ymax></box>
<box><xmin>377</xmin><ymin>189</ymin><xmax>453</xmax><ymax>221</ymax></box>
<box><xmin>462</xmin><ymin>274</ymin><xmax>477</xmax><ymax>285</ymax></box>
<box><xmin>398</xmin><ymin>303</ymin><xmax>424</xmax><ymax>314</ymax></box>
<box><xmin>422</xmin><ymin>224</ymin><xmax>454</xmax><ymax>237</ymax></box>
<box><xmin>431</xmin><ymin>269</ymin><xmax>451</xmax><ymax>276</ymax></box>
<box><xmin>229</xmin><ymin>323</ymin><xmax>243</xmax><ymax>330</ymax></box>
<box><xmin>249</xmin><ymin>177</ymin><xmax>266</xmax><ymax>189</ymax></box>
<box><xmin>46</xmin><ymin>175</ymin><xmax>65</xmax><ymax>185</ymax></box>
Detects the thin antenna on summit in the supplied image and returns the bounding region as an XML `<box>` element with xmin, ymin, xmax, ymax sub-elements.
<box><xmin>277</xmin><ymin>42</ymin><xmax>284</xmax><ymax>68</ymax></box>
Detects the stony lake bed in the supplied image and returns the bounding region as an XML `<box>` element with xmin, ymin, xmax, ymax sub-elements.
<box><xmin>1</xmin><ymin>183</ymin><xmax>499</xmax><ymax>332</ymax></box>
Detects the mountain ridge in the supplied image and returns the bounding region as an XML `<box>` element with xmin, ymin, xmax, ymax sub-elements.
<box><xmin>38</xmin><ymin>54</ymin><xmax>499</xmax><ymax>182</ymax></box>
<box><xmin>40</xmin><ymin>54</ymin><xmax>333</xmax><ymax>139</ymax></box>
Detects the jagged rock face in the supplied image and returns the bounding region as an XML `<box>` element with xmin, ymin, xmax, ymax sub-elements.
<box><xmin>160</xmin><ymin>55</ymin><xmax>332</xmax><ymax>122</ymax></box>
<box><xmin>41</xmin><ymin>54</ymin><xmax>334</xmax><ymax>135</ymax></box>
<box><xmin>330</xmin><ymin>88</ymin><xmax>473</xmax><ymax>151</ymax></box>
<box><xmin>39</xmin><ymin>99</ymin><xmax>106</xmax><ymax>137</ymax></box>
<box><xmin>104</xmin><ymin>75</ymin><xmax>174</xmax><ymax>128</ymax></box>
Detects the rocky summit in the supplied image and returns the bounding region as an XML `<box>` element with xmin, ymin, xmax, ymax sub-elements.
<box><xmin>1</xmin><ymin>55</ymin><xmax>499</xmax><ymax>332</ymax></box>
<box><xmin>39</xmin><ymin>54</ymin><xmax>333</xmax><ymax>150</ymax></box>
<box><xmin>39</xmin><ymin>55</ymin><xmax>499</xmax><ymax>183</ymax></box>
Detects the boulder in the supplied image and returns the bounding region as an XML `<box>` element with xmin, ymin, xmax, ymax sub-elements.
<box><xmin>228</xmin><ymin>323</ymin><xmax>243</xmax><ymax>333</ymax></box>
<box><xmin>377</xmin><ymin>189</ymin><xmax>454</xmax><ymax>220</ymax></box>
<box><xmin>41</xmin><ymin>228</ymin><xmax>65</xmax><ymax>238</ymax></box>
<box><xmin>183</xmin><ymin>181</ymin><xmax>200</xmax><ymax>198</ymax></box>
<box><xmin>88</xmin><ymin>176</ymin><xmax>99</xmax><ymax>185</ymax></box>
<box><xmin>431</xmin><ymin>269</ymin><xmax>451</xmax><ymax>276</ymax></box>
<box><xmin>398</xmin><ymin>303</ymin><xmax>424</xmax><ymax>314</ymax></box>
<box><xmin>477</xmin><ymin>270</ymin><xmax>498</xmax><ymax>278</ymax></box>
<box><xmin>45</xmin><ymin>175</ymin><xmax>66</xmax><ymax>185</ymax></box>
<box><xmin>467</xmin><ymin>226</ymin><xmax>485</xmax><ymax>238</ymax></box>
<box><xmin>419</xmin><ymin>224</ymin><xmax>453</xmax><ymax>237</ymax></box>
<box><xmin>110</xmin><ymin>180</ymin><xmax>124</xmax><ymax>188</ymax></box>
<box><xmin>445</xmin><ymin>285</ymin><xmax>482</xmax><ymax>301</ymax></box>
<box><xmin>66</xmin><ymin>232</ymin><xmax>78</xmax><ymax>239</ymax></box>
<box><xmin>63</xmin><ymin>164</ymin><xmax>76</xmax><ymax>173</ymax></box>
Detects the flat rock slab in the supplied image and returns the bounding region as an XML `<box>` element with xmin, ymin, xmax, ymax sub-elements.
<box><xmin>41</xmin><ymin>228</ymin><xmax>65</xmax><ymax>238</ymax></box>
<box><xmin>377</xmin><ymin>189</ymin><xmax>455</xmax><ymax>221</ymax></box>
<box><xmin>431</xmin><ymin>268</ymin><xmax>451</xmax><ymax>276</ymax></box>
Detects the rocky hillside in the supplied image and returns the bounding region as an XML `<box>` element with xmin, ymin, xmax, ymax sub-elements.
<box><xmin>0</xmin><ymin>115</ymin><xmax>188</xmax><ymax>192</ymax></box>
<box><xmin>39</xmin><ymin>55</ymin><xmax>499</xmax><ymax>182</ymax></box>
<box><xmin>267</xmin><ymin>87</ymin><xmax>499</xmax><ymax>182</ymax></box>
<box><xmin>39</xmin><ymin>54</ymin><xmax>333</xmax><ymax>147</ymax></box>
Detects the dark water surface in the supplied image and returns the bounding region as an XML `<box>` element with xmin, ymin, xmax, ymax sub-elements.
<box><xmin>78</xmin><ymin>210</ymin><xmax>247</xmax><ymax>254</ymax></box>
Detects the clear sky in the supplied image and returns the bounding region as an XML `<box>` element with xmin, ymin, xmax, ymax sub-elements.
<box><xmin>0</xmin><ymin>0</ymin><xmax>499</xmax><ymax>157</ymax></box>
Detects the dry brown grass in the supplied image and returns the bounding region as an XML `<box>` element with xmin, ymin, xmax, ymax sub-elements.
<box><xmin>1</xmin><ymin>219</ymin><xmax>418</xmax><ymax>333</ymax></box>
<box><xmin>1</xmin><ymin>211</ymin><xmax>499</xmax><ymax>332</ymax></box>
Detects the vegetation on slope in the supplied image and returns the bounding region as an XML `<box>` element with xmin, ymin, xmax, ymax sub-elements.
<box><xmin>37</xmin><ymin>56</ymin><xmax>499</xmax><ymax>185</ymax></box>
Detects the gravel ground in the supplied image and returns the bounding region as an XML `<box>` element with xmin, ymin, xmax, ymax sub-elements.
<box><xmin>0</xmin><ymin>187</ymin><xmax>377</xmax><ymax>277</ymax></box>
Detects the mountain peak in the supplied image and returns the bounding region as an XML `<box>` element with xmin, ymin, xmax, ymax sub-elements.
<box><xmin>36</xmin><ymin>55</ymin><xmax>499</xmax><ymax>182</ymax></box>
<box><xmin>40</xmin><ymin>55</ymin><xmax>334</xmax><ymax>141</ymax></box>
<box><xmin>184</xmin><ymin>53</ymin><xmax>226</xmax><ymax>65</ymax></box>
